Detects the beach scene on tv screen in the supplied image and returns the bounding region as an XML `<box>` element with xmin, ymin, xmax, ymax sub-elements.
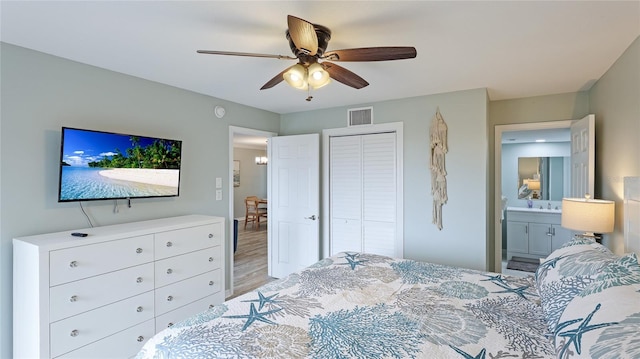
<box><xmin>59</xmin><ymin>129</ymin><xmax>181</xmax><ymax>201</ymax></box>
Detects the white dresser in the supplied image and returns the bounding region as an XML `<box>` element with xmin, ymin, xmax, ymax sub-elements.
<box><xmin>13</xmin><ymin>215</ymin><xmax>225</xmax><ymax>359</ymax></box>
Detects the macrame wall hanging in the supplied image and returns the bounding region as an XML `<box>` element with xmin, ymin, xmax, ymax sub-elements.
<box><xmin>430</xmin><ymin>107</ymin><xmax>448</xmax><ymax>230</ymax></box>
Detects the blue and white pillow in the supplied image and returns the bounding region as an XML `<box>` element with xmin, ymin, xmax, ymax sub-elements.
<box><xmin>554</xmin><ymin>253</ymin><xmax>640</xmax><ymax>358</ymax></box>
<box><xmin>535</xmin><ymin>239</ymin><xmax>617</xmax><ymax>333</ymax></box>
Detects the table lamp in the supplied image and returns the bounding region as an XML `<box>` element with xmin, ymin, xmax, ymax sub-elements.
<box><xmin>561</xmin><ymin>195</ymin><xmax>615</xmax><ymax>240</ymax></box>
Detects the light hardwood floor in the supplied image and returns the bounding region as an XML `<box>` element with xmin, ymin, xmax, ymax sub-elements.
<box><xmin>229</xmin><ymin>220</ymin><xmax>276</xmax><ymax>299</ymax></box>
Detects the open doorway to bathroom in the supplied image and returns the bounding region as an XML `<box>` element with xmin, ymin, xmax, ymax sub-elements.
<box><xmin>494</xmin><ymin>120</ymin><xmax>572</xmax><ymax>274</ymax></box>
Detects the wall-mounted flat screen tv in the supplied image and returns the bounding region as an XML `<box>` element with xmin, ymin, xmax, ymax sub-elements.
<box><xmin>58</xmin><ymin>127</ymin><xmax>182</xmax><ymax>202</ymax></box>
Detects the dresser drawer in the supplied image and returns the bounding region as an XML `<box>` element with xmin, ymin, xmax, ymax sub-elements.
<box><xmin>55</xmin><ymin>319</ymin><xmax>155</xmax><ymax>359</ymax></box>
<box><xmin>50</xmin><ymin>291</ymin><xmax>154</xmax><ymax>357</ymax></box>
<box><xmin>154</xmin><ymin>224</ymin><xmax>221</xmax><ymax>259</ymax></box>
<box><xmin>50</xmin><ymin>235</ymin><xmax>154</xmax><ymax>286</ymax></box>
<box><xmin>155</xmin><ymin>269</ymin><xmax>222</xmax><ymax>316</ymax></box>
<box><xmin>155</xmin><ymin>247</ymin><xmax>222</xmax><ymax>288</ymax></box>
<box><xmin>155</xmin><ymin>293</ymin><xmax>225</xmax><ymax>332</ymax></box>
<box><xmin>50</xmin><ymin>263</ymin><xmax>154</xmax><ymax>322</ymax></box>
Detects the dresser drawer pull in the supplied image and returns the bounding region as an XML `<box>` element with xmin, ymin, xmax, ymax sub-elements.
<box><xmin>69</xmin><ymin>261</ymin><xmax>78</xmax><ymax>268</ymax></box>
<box><xmin>167</xmin><ymin>322</ymin><xmax>174</xmax><ymax>328</ymax></box>
<box><xmin>209</xmin><ymin>280</ymin><xmax>214</xmax><ymax>286</ymax></box>
<box><xmin>70</xmin><ymin>330</ymin><xmax>79</xmax><ymax>337</ymax></box>
<box><xmin>137</xmin><ymin>306</ymin><xmax>143</xmax><ymax>312</ymax></box>
<box><xmin>208</xmin><ymin>233</ymin><xmax>214</xmax><ymax>239</ymax></box>
<box><xmin>136</xmin><ymin>248</ymin><xmax>143</xmax><ymax>254</ymax></box>
<box><xmin>137</xmin><ymin>336</ymin><xmax>145</xmax><ymax>342</ymax></box>
<box><xmin>209</xmin><ymin>257</ymin><xmax>214</xmax><ymax>262</ymax></box>
<box><xmin>69</xmin><ymin>295</ymin><xmax>78</xmax><ymax>302</ymax></box>
<box><xmin>136</xmin><ymin>277</ymin><xmax>143</xmax><ymax>283</ymax></box>
<box><xmin>167</xmin><ymin>295</ymin><xmax>173</xmax><ymax>302</ymax></box>
<box><xmin>166</xmin><ymin>268</ymin><xmax>173</xmax><ymax>275</ymax></box>
<box><xmin>166</xmin><ymin>241</ymin><xmax>173</xmax><ymax>247</ymax></box>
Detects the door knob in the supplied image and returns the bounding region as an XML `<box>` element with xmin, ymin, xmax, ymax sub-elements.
<box><xmin>305</xmin><ymin>215</ymin><xmax>317</xmax><ymax>220</ymax></box>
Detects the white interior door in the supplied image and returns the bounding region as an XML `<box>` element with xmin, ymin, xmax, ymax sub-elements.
<box><xmin>570</xmin><ymin>114</ymin><xmax>595</xmax><ymax>198</ymax></box>
<box><xmin>268</xmin><ymin>134</ymin><xmax>320</xmax><ymax>278</ymax></box>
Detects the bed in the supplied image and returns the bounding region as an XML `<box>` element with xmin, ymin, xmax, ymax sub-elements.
<box><xmin>137</xmin><ymin>178</ymin><xmax>640</xmax><ymax>359</ymax></box>
<box><xmin>137</xmin><ymin>252</ymin><xmax>554</xmax><ymax>358</ymax></box>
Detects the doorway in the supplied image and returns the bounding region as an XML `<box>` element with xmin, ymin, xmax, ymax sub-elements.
<box><xmin>494</xmin><ymin>115</ymin><xmax>594</xmax><ymax>272</ymax></box>
<box><xmin>494</xmin><ymin>120</ymin><xmax>572</xmax><ymax>272</ymax></box>
<box><xmin>228</xmin><ymin>126</ymin><xmax>276</xmax><ymax>297</ymax></box>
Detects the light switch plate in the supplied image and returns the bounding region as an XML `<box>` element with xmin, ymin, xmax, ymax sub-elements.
<box><xmin>215</xmin><ymin>177</ymin><xmax>222</xmax><ymax>188</ymax></box>
<box><xmin>215</xmin><ymin>190</ymin><xmax>222</xmax><ymax>201</ymax></box>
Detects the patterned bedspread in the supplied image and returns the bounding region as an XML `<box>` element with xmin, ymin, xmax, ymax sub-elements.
<box><xmin>137</xmin><ymin>253</ymin><xmax>555</xmax><ymax>358</ymax></box>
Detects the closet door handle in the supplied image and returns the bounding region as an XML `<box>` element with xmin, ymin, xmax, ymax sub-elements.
<box><xmin>305</xmin><ymin>215</ymin><xmax>317</xmax><ymax>221</ymax></box>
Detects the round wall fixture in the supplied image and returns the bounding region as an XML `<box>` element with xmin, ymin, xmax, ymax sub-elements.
<box><xmin>214</xmin><ymin>106</ymin><xmax>226</xmax><ymax>118</ymax></box>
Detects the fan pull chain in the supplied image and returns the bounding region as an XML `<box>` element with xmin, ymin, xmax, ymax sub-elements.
<box><xmin>306</xmin><ymin>84</ymin><xmax>313</xmax><ymax>101</ymax></box>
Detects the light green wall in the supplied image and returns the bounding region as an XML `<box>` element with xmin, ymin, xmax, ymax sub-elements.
<box><xmin>282</xmin><ymin>88</ymin><xmax>490</xmax><ymax>271</ymax></box>
<box><xmin>0</xmin><ymin>43</ymin><xmax>280</xmax><ymax>357</ymax></box>
<box><xmin>589</xmin><ymin>36</ymin><xmax>640</xmax><ymax>253</ymax></box>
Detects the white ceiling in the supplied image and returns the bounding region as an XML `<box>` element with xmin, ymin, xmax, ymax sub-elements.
<box><xmin>1</xmin><ymin>1</ymin><xmax>638</xmax><ymax>115</ymax></box>
<box><xmin>502</xmin><ymin>128</ymin><xmax>570</xmax><ymax>144</ymax></box>
<box><xmin>233</xmin><ymin>133</ymin><xmax>268</xmax><ymax>149</ymax></box>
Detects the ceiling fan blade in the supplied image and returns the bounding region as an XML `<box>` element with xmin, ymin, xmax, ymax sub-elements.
<box><xmin>322</xmin><ymin>62</ymin><xmax>369</xmax><ymax>89</ymax></box>
<box><xmin>260</xmin><ymin>65</ymin><xmax>295</xmax><ymax>90</ymax></box>
<box><xmin>197</xmin><ymin>50</ymin><xmax>296</xmax><ymax>60</ymax></box>
<box><xmin>287</xmin><ymin>15</ymin><xmax>318</xmax><ymax>56</ymax></box>
<box><xmin>322</xmin><ymin>47</ymin><xmax>417</xmax><ymax>62</ymax></box>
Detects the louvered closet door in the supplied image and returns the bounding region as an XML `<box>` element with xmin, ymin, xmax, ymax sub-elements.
<box><xmin>330</xmin><ymin>135</ymin><xmax>363</xmax><ymax>254</ymax></box>
<box><xmin>362</xmin><ymin>133</ymin><xmax>396</xmax><ymax>256</ymax></box>
<box><xmin>330</xmin><ymin>132</ymin><xmax>397</xmax><ymax>257</ymax></box>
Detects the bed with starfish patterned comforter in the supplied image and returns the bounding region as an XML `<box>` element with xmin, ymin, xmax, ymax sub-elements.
<box><xmin>136</xmin><ymin>252</ymin><xmax>555</xmax><ymax>358</ymax></box>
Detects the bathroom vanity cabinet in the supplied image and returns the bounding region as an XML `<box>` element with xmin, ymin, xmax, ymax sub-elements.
<box><xmin>506</xmin><ymin>207</ymin><xmax>573</xmax><ymax>260</ymax></box>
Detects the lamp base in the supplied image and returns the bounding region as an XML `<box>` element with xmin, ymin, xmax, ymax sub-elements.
<box><xmin>574</xmin><ymin>232</ymin><xmax>602</xmax><ymax>243</ymax></box>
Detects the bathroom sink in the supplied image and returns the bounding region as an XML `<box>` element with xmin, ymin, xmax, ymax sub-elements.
<box><xmin>507</xmin><ymin>206</ymin><xmax>562</xmax><ymax>214</ymax></box>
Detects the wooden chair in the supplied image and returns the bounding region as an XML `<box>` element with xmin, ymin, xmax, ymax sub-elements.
<box><xmin>244</xmin><ymin>196</ymin><xmax>267</xmax><ymax>230</ymax></box>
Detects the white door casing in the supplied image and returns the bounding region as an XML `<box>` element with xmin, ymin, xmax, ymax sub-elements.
<box><xmin>322</xmin><ymin>122</ymin><xmax>404</xmax><ymax>259</ymax></box>
<box><xmin>570</xmin><ymin>114</ymin><xmax>595</xmax><ymax>198</ymax></box>
<box><xmin>493</xmin><ymin>116</ymin><xmax>595</xmax><ymax>272</ymax></box>
<box><xmin>268</xmin><ymin>134</ymin><xmax>320</xmax><ymax>279</ymax></box>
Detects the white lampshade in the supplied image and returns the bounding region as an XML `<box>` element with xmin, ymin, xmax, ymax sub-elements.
<box><xmin>307</xmin><ymin>62</ymin><xmax>331</xmax><ymax>89</ymax></box>
<box><xmin>561</xmin><ymin>197</ymin><xmax>615</xmax><ymax>234</ymax></box>
<box><xmin>527</xmin><ymin>180</ymin><xmax>540</xmax><ymax>191</ymax></box>
<box><xmin>283</xmin><ymin>64</ymin><xmax>308</xmax><ymax>89</ymax></box>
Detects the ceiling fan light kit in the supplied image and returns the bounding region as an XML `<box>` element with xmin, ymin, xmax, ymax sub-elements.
<box><xmin>307</xmin><ymin>62</ymin><xmax>331</xmax><ymax>89</ymax></box>
<box><xmin>283</xmin><ymin>64</ymin><xmax>308</xmax><ymax>89</ymax></box>
<box><xmin>284</xmin><ymin>62</ymin><xmax>331</xmax><ymax>90</ymax></box>
<box><xmin>198</xmin><ymin>15</ymin><xmax>417</xmax><ymax>100</ymax></box>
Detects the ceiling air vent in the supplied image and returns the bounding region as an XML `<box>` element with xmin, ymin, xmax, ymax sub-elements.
<box><xmin>347</xmin><ymin>107</ymin><xmax>373</xmax><ymax>126</ymax></box>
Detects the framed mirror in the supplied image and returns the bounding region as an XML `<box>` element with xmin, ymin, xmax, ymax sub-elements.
<box><xmin>517</xmin><ymin>156</ymin><xmax>569</xmax><ymax>200</ymax></box>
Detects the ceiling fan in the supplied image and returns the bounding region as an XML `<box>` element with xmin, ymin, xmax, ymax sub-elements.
<box><xmin>197</xmin><ymin>15</ymin><xmax>417</xmax><ymax>101</ymax></box>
